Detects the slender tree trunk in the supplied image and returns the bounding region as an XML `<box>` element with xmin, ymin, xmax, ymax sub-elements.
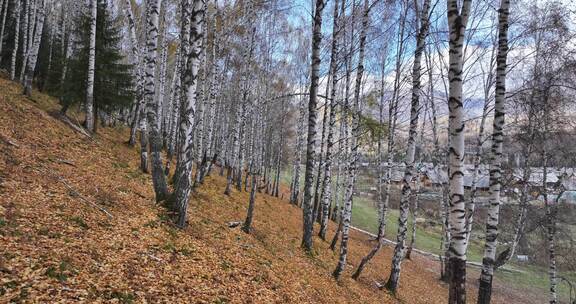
<box><xmin>319</xmin><ymin>0</ymin><xmax>340</xmax><ymax>240</ymax></box>
<box><xmin>333</xmin><ymin>0</ymin><xmax>369</xmax><ymax>280</ymax></box>
<box><xmin>22</xmin><ymin>0</ymin><xmax>38</xmax><ymax>83</ymax></box>
<box><xmin>406</xmin><ymin>172</ymin><xmax>421</xmax><ymax>259</ymax></box>
<box><xmin>156</xmin><ymin>22</ymin><xmax>169</xmax><ymax>135</ymax></box>
<box><xmin>227</xmin><ymin>2</ymin><xmax>254</xmax><ymax>193</ymax></box>
<box><xmin>10</xmin><ymin>0</ymin><xmax>21</xmax><ymax>81</ymax></box>
<box><xmin>312</xmin><ymin>75</ymin><xmax>330</xmax><ymax>221</ymax></box>
<box><xmin>173</xmin><ymin>0</ymin><xmax>193</xmax><ymax>184</ymax></box>
<box><xmin>506</xmin><ymin>132</ymin><xmax>535</xmax><ymax>263</ymax></box>
<box><xmin>23</xmin><ymin>0</ymin><xmax>45</xmax><ymax>97</ymax></box>
<box><xmin>0</xmin><ymin>0</ymin><xmax>8</xmax><ymax>56</ymax></box>
<box><xmin>166</xmin><ymin>55</ymin><xmax>182</xmax><ymax>175</ymax></box>
<box><xmin>330</xmin><ymin>93</ymin><xmax>346</xmax><ymax>222</ymax></box>
<box><xmin>193</xmin><ymin>35</ymin><xmax>208</xmax><ymax>188</ymax></box>
<box><xmin>200</xmin><ymin>6</ymin><xmax>219</xmax><ymax>181</ymax></box>
<box><xmin>385</xmin><ymin>0</ymin><xmax>429</xmax><ymax>291</ymax></box>
<box><xmin>329</xmin><ymin>0</ymin><xmax>353</xmax><ymax>255</ymax></box>
<box><xmin>242</xmin><ymin>172</ymin><xmax>258</xmax><ymax>233</ymax></box>
<box><xmin>144</xmin><ymin>0</ymin><xmax>169</xmax><ymax>202</ymax></box>
<box><xmin>465</xmin><ymin>72</ymin><xmax>493</xmax><ymax>245</ymax></box>
<box><xmin>352</xmin><ymin>0</ymin><xmax>406</xmax><ymax>282</ymax></box>
<box><xmin>477</xmin><ymin>1</ymin><xmax>509</xmax><ymax>303</ymax></box>
<box><xmin>85</xmin><ymin>0</ymin><xmax>97</xmax><ymax>132</ymax></box>
<box><xmin>378</xmin><ymin>1</ymin><xmax>407</xmax><ymax>242</ymax></box>
<box><xmin>375</xmin><ymin>45</ymin><xmax>390</xmax><ymax>239</ymax></box>
<box><xmin>126</xmin><ymin>1</ymin><xmax>145</xmax><ymax>146</ymax></box>
<box><xmin>273</xmin><ymin>125</ymin><xmax>283</xmax><ymax>197</ymax></box>
<box><xmin>424</xmin><ymin>45</ymin><xmax>452</xmax><ymax>281</ymax></box>
<box><xmin>173</xmin><ymin>0</ymin><xmax>205</xmax><ymax>227</ymax></box>
<box><xmin>60</xmin><ymin>10</ymin><xmax>72</xmax><ymax>101</ymax></box>
<box><xmin>446</xmin><ymin>0</ymin><xmax>472</xmax><ymax>303</ymax></box>
<box><xmin>543</xmin><ymin>153</ymin><xmax>558</xmax><ymax>304</ymax></box>
<box><xmin>19</xmin><ymin>0</ymin><xmax>29</xmax><ymax>83</ymax></box>
<box><xmin>43</xmin><ymin>22</ymin><xmax>55</xmax><ymax>91</ymax></box>
<box><xmin>301</xmin><ymin>0</ymin><xmax>326</xmax><ymax>253</ymax></box>
<box><xmin>290</xmin><ymin>95</ymin><xmax>306</xmax><ymax>205</ymax></box>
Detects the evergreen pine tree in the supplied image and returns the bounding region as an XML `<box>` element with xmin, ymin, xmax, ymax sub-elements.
<box><xmin>37</xmin><ymin>23</ymin><xmax>64</xmax><ymax>94</ymax></box>
<box><xmin>60</xmin><ymin>0</ymin><xmax>133</xmax><ymax>128</ymax></box>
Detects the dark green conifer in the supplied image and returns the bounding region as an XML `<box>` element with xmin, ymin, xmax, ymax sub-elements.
<box><xmin>60</xmin><ymin>0</ymin><xmax>133</xmax><ymax>129</ymax></box>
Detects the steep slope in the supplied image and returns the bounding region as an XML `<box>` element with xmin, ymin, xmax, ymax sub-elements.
<box><xmin>0</xmin><ymin>76</ymin><xmax>526</xmax><ymax>303</ymax></box>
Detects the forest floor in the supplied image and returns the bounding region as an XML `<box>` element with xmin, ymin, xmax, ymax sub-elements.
<box><xmin>0</xmin><ymin>75</ymin><xmax>547</xmax><ymax>303</ymax></box>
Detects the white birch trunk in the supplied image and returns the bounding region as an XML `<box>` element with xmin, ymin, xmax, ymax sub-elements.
<box><xmin>477</xmin><ymin>1</ymin><xmax>509</xmax><ymax>303</ymax></box>
<box><xmin>301</xmin><ymin>0</ymin><xmax>326</xmax><ymax>253</ymax></box>
<box><xmin>144</xmin><ymin>0</ymin><xmax>169</xmax><ymax>202</ymax></box>
<box><xmin>446</xmin><ymin>0</ymin><xmax>472</xmax><ymax>302</ymax></box>
<box><xmin>543</xmin><ymin>156</ymin><xmax>558</xmax><ymax>304</ymax></box>
<box><xmin>385</xmin><ymin>0</ymin><xmax>430</xmax><ymax>291</ymax></box>
<box><xmin>506</xmin><ymin>130</ymin><xmax>535</xmax><ymax>263</ymax></box>
<box><xmin>235</xmin><ymin>22</ymin><xmax>255</xmax><ymax>191</ymax></box>
<box><xmin>312</xmin><ymin>77</ymin><xmax>331</xmax><ymax>220</ymax></box>
<box><xmin>19</xmin><ymin>0</ymin><xmax>29</xmax><ymax>83</ymax></box>
<box><xmin>164</xmin><ymin>49</ymin><xmax>180</xmax><ymax>142</ymax></box>
<box><xmin>23</xmin><ymin>0</ymin><xmax>45</xmax><ymax>97</ymax></box>
<box><xmin>165</xmin><ymin>54</ymin><xmax>182</xmax><ymax>175</ymax></box>
<box><xmin>157</xmin><ymin>24</ymin><xmax>169</xmax><ymax>133</ymax></box>
<box><xmin>21</xmin><ymin>0</ymin><xmax>37</xmax><ymax>83</ymax></box>
<box><xmin>406</xmin><ymin>170</ymin><xmax>421</xmax><ymax>259</ymax></box>
<box><xmin>353</xmin><ymin>0</ymin><xmax>405</xmax><ymax>280</ymax></box>
<box><xmin>174</xmin><ymin>0</ymin><xmax>205</xmax><ymax>227</ymax></box>
<box><xmin>333</xmin><ymin>0</ymin><xmax>368</xmax><ymax>280</ymax></box>
<box><xmin>290</xmin><ymin>94</ymin><xmax>306</xmax><ymax>205</ymax></box>
<box><xmin>318</xmin><ymin>0</ymin><xmax>341</xmax><ymax>240</ymax></box>
<box><xmin>375</xmin><ymin>47</ymin><xmax>390</xmax><ymax>239</ymax></box>
<box><xmin>85</xmin><ymin>0</ymin><xmax>97</xmax><ymax>132</ymax></box>
<box><xmin>330</xmin><ymin>0</ymin><xmax>353</xmax><ymax>251</ymax></box>
<box><xmin>125</xmin><ymin>0</ymin><xmax>145</xmax><ymax>146</ymax></box>
<box><xmin>10</xmin><ymin>0</ymin><xmax>21</xmax><ymax>81</ymax></box>
<box><xmin>202</xmin><ymin>4</ymin><xmax>219</xmax><ymax>175</ymax></box>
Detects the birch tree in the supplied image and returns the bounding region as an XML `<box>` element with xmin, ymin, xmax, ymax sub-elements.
<box><xmin>19</xmin><ymin>0</ymin><xmax>29</xmax><ymax>83</ymax></box>
<box><xmin>242</xmin><ymin>172</ymin><xmax>258</xmax><ymax>233</ymax></box>
<box><xmin>318</xmin><ymin>0</ymin><xmax>340</xmax><ymax>240</ymax></box>
<box><xmin>23</xmin><ymin>0</ymin><xmax>46</xmax><ymax>97</ymax></box>
<box><xmin>446</xmin><ymin>0</ymin><xmax>472</xmax><ymax>302</ymax></box>
<box><xmin>289</xmin><ymin>36</ymin><xmax>311</xmax><ymax>205</ymax></box>
<box><xmin>10</xmin><ymin>0</ymin><xmax>21</xmax><ymax>80</ymax></box>
<box><xmin>477</xmin><ymin>1</ymin><xmax>509</xmax><ymax>303</ymax></box>
<box><xmin>198</xmin><ymin>0</ymin><xmax>220</xmax><ymax>183</ymax></box>
<box><xmin>333</xmin><ymin>0</ymin><xmax>369</xmax><ymax>280</ymax></box>
<box><xmin>124</xmin><ymin>0</ymin><xmax>145</xmax><ymax>147</ymax></box>
<box><xmin>301</xmin><ymin>0</ymin><xmax>326</xmax><ymax>252</ymax></box>
<box><xmin>59</xmin><ymin>1</ymin><xmax>74</xmax><ymax>110</ymax></box>
<box><xmin>173</xmin><ymin>0</ymin><xmax>205</xmax><ymax>228</ymax></box>
<box><xmin>352</xmin><ymin>0</ymin><xmax>405</xmax><ymax>280</ymax></box>
<box><xmin>379</xmin><ymin>0</ymin><xmax>407</xmax><ymax>242</ymax></box>
<box><xmin>543</xmin><ymin>154</ymin><xmax>558</xmax><ymax>304</ymax></box>
<box><xmin>384</xmin><ymin>0</ymin><xmax>430</xmax><ymax>291</ymax></box>
<box><xmin>143</xmin><ymin>0</ymin><xmax>169</xmax><ymax>202</ymax></box>
<box><xmin>84</xmin><ymin>0</ymin><xmax>97</xmax><ymax>132</ymax></box>
<box><xmin>330</xmin><ymin>0</ymin><xmax>355</xmax><ymax>253</ymax></box>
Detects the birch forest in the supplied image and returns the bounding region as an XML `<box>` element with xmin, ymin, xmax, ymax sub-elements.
<box><xmin>1</xmin><ymin>0</ymin><xmax>576</xmax><ymax>303</ymax></box>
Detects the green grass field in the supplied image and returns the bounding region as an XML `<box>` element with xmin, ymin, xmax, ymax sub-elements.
<box><xmin>350</xmin><ymin>196</ymin><xmax>486</xmax><ymax>262</ymax></box>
